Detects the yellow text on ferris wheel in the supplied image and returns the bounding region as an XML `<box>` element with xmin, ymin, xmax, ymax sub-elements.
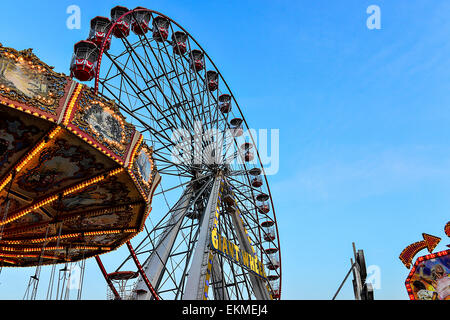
<box><xmin>210</xmin><ymin>227</ymin><xmax>267</xmax><ymax>279</ymax></box>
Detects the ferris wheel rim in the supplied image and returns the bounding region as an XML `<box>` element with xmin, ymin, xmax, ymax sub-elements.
<box><xmin>90</xmin><ymin>6</ymin><xmax>282</xmax><ymax>299</ymax></box>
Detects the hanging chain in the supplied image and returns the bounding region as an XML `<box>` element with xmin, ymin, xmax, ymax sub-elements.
<box><xmin>23</xmin><ymin>223</ymin><xmax>51</xmax><ymax>300</ymax></box>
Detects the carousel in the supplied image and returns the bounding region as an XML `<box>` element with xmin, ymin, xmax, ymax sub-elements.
<box><xmin>0</xmin><ymin>44</ymin><xmax>160</xmax><ymax>268</ymax></box>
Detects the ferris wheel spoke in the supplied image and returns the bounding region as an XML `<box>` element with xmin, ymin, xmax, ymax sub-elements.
<box><xmin>145</xmin><ymin>208</ymin><xmax>201</xmax><ymax>298</ymax></box>
<box><xmin>98</xmin><ymin>78</ymin><xmax>179</xmax><ymax>155</ymax></box>
<box><xmin>227</xmin><ymin>176</ymin><xmax>267</xmax><ymax>204</ymax></box>
<box><xmin>115</xmin><ymin>184</ymin><xmax>196</xmax><ymax>273</ymax></box>
<box><xmin>232</xmin><ymin>183</ymin><xmax>257</xmax><ymax>213</ymax></box>
<box><xmin>225</xmin><ymin>187</ymin><xmax>263</xmax><ymax>244</ymax></box>
<box><xmin>167</xmin><ymin>52</ymin><xmax>207</xmax><ymax>128</ymax></box>
<box><xmin>147</xmin><ymin>36</ymin><xmax>203</xmax><ymax>129</ymax></box>
<box><xmin>154</xmin><ymin>172</ymin><xmax>213</xmax><ymax>197</ymax></box>
<box><xmin>133</xmin><ymin>187</ymin><xmax>194</xmax><ymax>299</ymax></box>
<box><xmin>136</xmin><ymin>175</ymin><xmax>212</xmax><ymax>257</ymax></box>
<box><xmin>208</xmin><ymin>254</ymin><xmax>230</xmax><ymax>300</ymax></box>
<box><xmin>177</xmin><ymin>44</ymin><xmax>209</xmax><ymax>131</ymax></box>
<box><xmin>118</xmin><ymin>37</ymin><xmax>192</xmax><ymax>133</ymax></box>
<box><xmin>133</xmin><ymin>36</ymin><xmax>199</xmax><ymax>131</ymax></box>
<box><xmin>156</xmin><ymin>48</ymin><xmax>210</xmax><ymax>132</ymax></box>
<box><xmin>103</xmin><ymin>51</ymin><xmax>181</xmax><ymax>140</ymax></box>
<box><xmin>122</xmin><ymin>33</ymin><xmax>201</xmax><ymax>136</ymax></box>
<box><xmin>153</xmin><ymin>161</ymin><xmax>194</xmax><ymax>178</ymax></box>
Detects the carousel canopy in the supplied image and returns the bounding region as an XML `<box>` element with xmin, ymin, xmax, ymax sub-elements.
<box><xmin>0</xmin><ymin>44</ymin><xmax>160</xmax><ymax>267</ymax></box>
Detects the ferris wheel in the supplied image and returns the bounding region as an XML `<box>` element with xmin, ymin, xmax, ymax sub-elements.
<box><xmin>69</xmin><ymin>6</ymin><xmax>282</xmax><ymax>300</ymax></box>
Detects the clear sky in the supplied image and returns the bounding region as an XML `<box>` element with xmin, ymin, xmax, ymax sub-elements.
<box><xmin>0</xmin><ymin>0</ymin><xmax>449</xmax><ymax>300</ymax></box>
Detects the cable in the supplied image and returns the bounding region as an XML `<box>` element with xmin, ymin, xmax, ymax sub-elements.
<box><xmin>332</xmin><ymin>261</ymin><xmax>356</xmax><ymax>300</ymax></box>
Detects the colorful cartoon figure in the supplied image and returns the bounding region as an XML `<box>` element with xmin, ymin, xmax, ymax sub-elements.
<box><xmin>415</xmin><ymin>261</ymin><xmax>450</xmax><ymax>300</ymax></box>
<box><xmin>136</xmin><ymin>150</ymin><xmax>152</xmax><ymax>183</ymax></box>
<box><xmin>431</xmin><ymin>264</ymin><xmax>450</xmax><ymax>300</ymax></box>
<box><xmin>0</xmin><ymin>57</ymin><xmax>49</xmax><ymax>99</ymax></box>
<box><xmin>85</xmin><ymin>103</ymin><xmax>124</xmax><ymax>145</ymax></box>
<box><xmin>17</xmin><ymin>139</ymin><xmax>104</xmax><ymax>195</ymax></box>
<box><xmin>412</xmin><ymin>280</ymin><xmax>437</xmax><ymax>300</ymax></box>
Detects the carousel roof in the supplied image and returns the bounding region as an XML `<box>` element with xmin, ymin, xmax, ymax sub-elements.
<box><xmin>0</xmin><ymin>44</ymin><xmax>160</xmax><ymax>267</ymax></box>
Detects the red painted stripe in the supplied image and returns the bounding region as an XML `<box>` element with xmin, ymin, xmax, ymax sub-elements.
<box><xmin>95</xmin><ymin>255</ymin><xmax>121</xmax><ymax>300</ymax></box>
<box><xmin>126</xmin><ymin>241</ymin><xmax>160</xmax><ymax>300</ymax></box>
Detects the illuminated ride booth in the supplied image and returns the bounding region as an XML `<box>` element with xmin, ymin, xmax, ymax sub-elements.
<box><xmin>405</xmin><ymin>249</ymin><xmax>450</xmax><ymax>300</ymax></box>
<box><xmin>0</xmin><ymin>45</ymin><xmax>160</xmax><ymax>267</ymax></box>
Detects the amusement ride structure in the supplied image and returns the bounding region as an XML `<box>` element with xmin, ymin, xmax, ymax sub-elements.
<box><xmin>0</xmin><ymin>6</ymin><xmax>282</xmax><ymax>300</ymax></box>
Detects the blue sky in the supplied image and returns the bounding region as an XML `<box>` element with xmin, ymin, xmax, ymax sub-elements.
<box><xmin>1</xmin><ymin>0</ymin><xmax>450</xmax><ymax>300</ymax></box>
